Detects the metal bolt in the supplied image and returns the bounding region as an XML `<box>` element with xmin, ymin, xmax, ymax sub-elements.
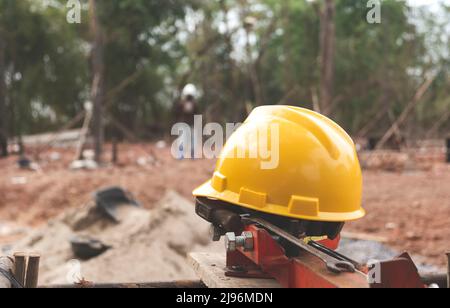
<box><xmin>224</xmin><ymin>232</ymin><xmax>254</xmax><ymax>252</ymax></box>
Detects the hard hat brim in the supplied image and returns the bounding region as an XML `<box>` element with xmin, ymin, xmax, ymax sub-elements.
<box><xmin>193</xmin><ymin>181</ymin><xmax>365</xmax><ymax>222</ymax></box>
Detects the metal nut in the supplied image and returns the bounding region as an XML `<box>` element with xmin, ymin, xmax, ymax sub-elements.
<box><xmin>241</xmin><ymin>231</ymin><xmax>254</xmax><ymax>251</ymax></box>
<box><xmin>225</xmin><ymin>232</ymin><xmax>237</xmax><ymax>252</ymax></box>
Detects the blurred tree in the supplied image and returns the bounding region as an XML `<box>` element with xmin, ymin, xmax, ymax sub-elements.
<box><xmin>257</xmin><ymin>0</ymin><xmax>434</xmax><ymax>135</ymax></box>
<box><xmin>415</xmin><ymin>4</ymin><xmax>450</xmax><ymax>137</ymax></box>
<box><xmin>319</xmin><ymin>0</ymin><xmax>336</xmax><ymax>115</ymax></box>
<box><xmin>0</xmin><ymin>29</ymin><xmax>6</xmax><ymax>156</ymax></box>
<box><xmin>0</xmin><ymin>0</ymin><xmax>448</xmax><ymax>146</ymax></box>
<box><xmin>89</xmin><ymin>0</ymin><xmax>105</xmax><ymax>162</ymax></box>
<box><xmin>93</xmin><ymin>0</ymin><xmax>197</xmax><ymax>138</ymax></box>
<box><xmin>334</xmin><ymin>0</ymin><xmax>427</xmax><ymax>134</ymax></box>
<box><xmin>260</xmin><ymin>0</ymin><xmax>320</xmax><ymax>109</ymax></box>
<box><xmin>0</xmin><ymin>0</ymin><xmax>88</xmax><ymax>139</ymax></box>
<box><xmin>181</xmin><ymin>0</ymin><xmax>246</xmax><ymax>123</ymax></box>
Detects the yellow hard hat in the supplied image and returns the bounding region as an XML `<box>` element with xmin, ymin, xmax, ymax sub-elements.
<box><xmin>193</xmin><ymin>105</ymin><xmax>365</xmax><ymax>222</ymax></box>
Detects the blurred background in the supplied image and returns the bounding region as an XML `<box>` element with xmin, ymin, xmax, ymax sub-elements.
<box><xmin>0</xmin><ymin>0</ymin><xmax>449</xmax><ymax>285</ymax></box>
<box><xmin>0</xmin><ymin>0</ymin><xmax>449</xmax><ymax>140</ymax></box>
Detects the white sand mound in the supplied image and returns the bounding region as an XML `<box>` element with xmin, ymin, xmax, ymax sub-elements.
<box><xmin>6</xmin><ymin>191</ymin><xmax>222</xmax><ymax>285</ymax></box>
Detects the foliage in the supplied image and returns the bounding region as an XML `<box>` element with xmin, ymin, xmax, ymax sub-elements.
<box><xmin>0</xmin><ymin>0</ymin><xmax>448</xmax><ymax>138</ymax></box>
<box><xmin>0</xmin><ymin>0</ymin><xmax>87</xmax><ymax>134</ymax></box>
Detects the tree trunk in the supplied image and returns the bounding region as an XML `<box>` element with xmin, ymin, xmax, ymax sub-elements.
<box><xmin>246</xmin><ymin>28</ymin><xmax>263</xmax><ymax>107</ymax></box>
<box><xmin>376</xmin><ymin>74</ymin><xmax>436</xmax><ymax>150</ymax></box>
<box><xmin>425</xmin><ymin>107</ymin><xmax>450</xmax><ymax>138</ymax></box>
<box><xmin>319</xmin><ymin>0</ymin><xmax>336</xmax><ymax>116</ymax></box>
<box><xmin>0</xmin><ymin>33</ymin><xmax>8</xmax><ymax>157</ymax></box>
<box><xmin>282</xmin><ymin>0</ymin><xmax>294</xmax><ymax>94</ymax></box>
<box><xmin>89</xmin><ymin>0</ymin><xmax>105</xmax><ymax>163</ymax></box>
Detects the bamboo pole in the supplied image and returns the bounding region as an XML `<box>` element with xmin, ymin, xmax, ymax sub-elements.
<box><xmin>13</xmin><ymin>253</ymin><xmax>27</xmax><ymax>286</ymax></box>
<box><xmin>319</xmin><ymin>0</ymin><xmax>336</xmax><ymax>116</ymax></box>
<box><xmin>74</xmin><ymin>104</ymin><xmax>93</xmax><ymax>160</ymax></box>
<box><xmin>25</xmin><ymin>254</ymin><xmax>40</xmax><ymax>288</ymax></box>
<box><xmin>89</xmin><ymin>0</ymin><xmax>105</xmax><ymax>164</ymax></box>
<box><xmin>425</xmin><ymin>108</ymin><xmax>450</xmax><ymax>138</ymax></box>
<box><xmin>0</xmin><ymin>33</ymin><xmax>8</xmax><ymax>158</ymax></box>
<box><xmin>376</xmin><ymin>75</ymin><xmax>436</xmax><ymax>150</ymax></box>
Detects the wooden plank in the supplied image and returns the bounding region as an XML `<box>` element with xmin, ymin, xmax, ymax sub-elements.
<box><xmin>189</xmin><ymin>252</ymin><xmax>281</xmax><ymax>288</ymax></box>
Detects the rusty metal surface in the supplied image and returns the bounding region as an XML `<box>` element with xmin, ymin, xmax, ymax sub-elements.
<box><xmin>370</xmin><ymin>252</ymin><xmax>425</xmax><ymax>288</ymax></box>
<box><xmin>246</xmin><ymin>217</ymin><xmax>356</xmax><ymax>274</ymax></box>
<box><xmin>226</xmin><ymin>225</ymin><xmax>369</xmax><ymax>288</ymax></box>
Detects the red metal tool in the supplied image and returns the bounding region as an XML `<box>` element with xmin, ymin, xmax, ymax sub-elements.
<box><xmin>225</xmin><ymin>223</ymin><xmax>426</xmax><ymax>288</ymax></box>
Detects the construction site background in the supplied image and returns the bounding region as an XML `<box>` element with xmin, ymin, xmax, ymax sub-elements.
<box><xmin>0</xmin><ymin>0</ymin><xmax>449</xmax><ymax>287</ymax></box>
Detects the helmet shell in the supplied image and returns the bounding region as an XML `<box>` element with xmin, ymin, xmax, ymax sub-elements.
<box><xmin>193</xmin><ymin>106</ymin><xmax>365</xmax><ymax>222</ymax></box>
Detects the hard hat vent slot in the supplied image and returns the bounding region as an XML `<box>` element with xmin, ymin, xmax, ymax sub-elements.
<box><xmin>288</xmin><ymin>196</ymin><xmax>319</xmax><ymax>217</ymax></box>
<box><xmin>211</xmin><ymin>172</ymin><xmax>227</xmax><ymax>192</ymax></box>
<box><xmin>239</xmin><ymin>188</ymin><xmax>267</xmax><ymax>208</ymax></box>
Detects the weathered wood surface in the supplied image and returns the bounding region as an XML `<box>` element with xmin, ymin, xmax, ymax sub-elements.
<box><xmin>25</xmin><ymin>254</ymin><xmax>40</xmax><ymax>288</ymax></box>
<box><xmin>188</xmin><ymin>252</ymin><xmax>281</xmax><ymax>288</ymax></box>
<box><xmin>13</xmin><ymin>253</ymin><xmax>27</xmax><ymax>286</ymax></box>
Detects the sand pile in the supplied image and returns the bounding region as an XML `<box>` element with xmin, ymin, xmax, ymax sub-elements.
<box><xmin>3</xmin><ymin>191</ymin><xmax>222</xmax><ymax>285</ymax></box>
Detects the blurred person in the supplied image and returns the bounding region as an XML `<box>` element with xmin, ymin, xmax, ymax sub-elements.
<box><xmin>173</xmin><ymin>84</ymin><xmax>200</xmax><ymax>159</ymax></box>
<box><xmin>175</xmin><ymin>84</ymin><xmax>199</xmax><ymax>125</ymax></box>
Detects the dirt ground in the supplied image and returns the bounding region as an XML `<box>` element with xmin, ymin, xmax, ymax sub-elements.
<box><xmin>1</xmin><ymin>143</ymin><xmax>449</xmax><ymax>269</ymax></box>
<box><xmin>0</xmin><ymin>144</ymin><xmax>215</xmax><ymax>225</ymax></box>
<box><xmin>351</xmin><ymin>166</ymin><xmax>450</xmax><ymax>267</ymax></box>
